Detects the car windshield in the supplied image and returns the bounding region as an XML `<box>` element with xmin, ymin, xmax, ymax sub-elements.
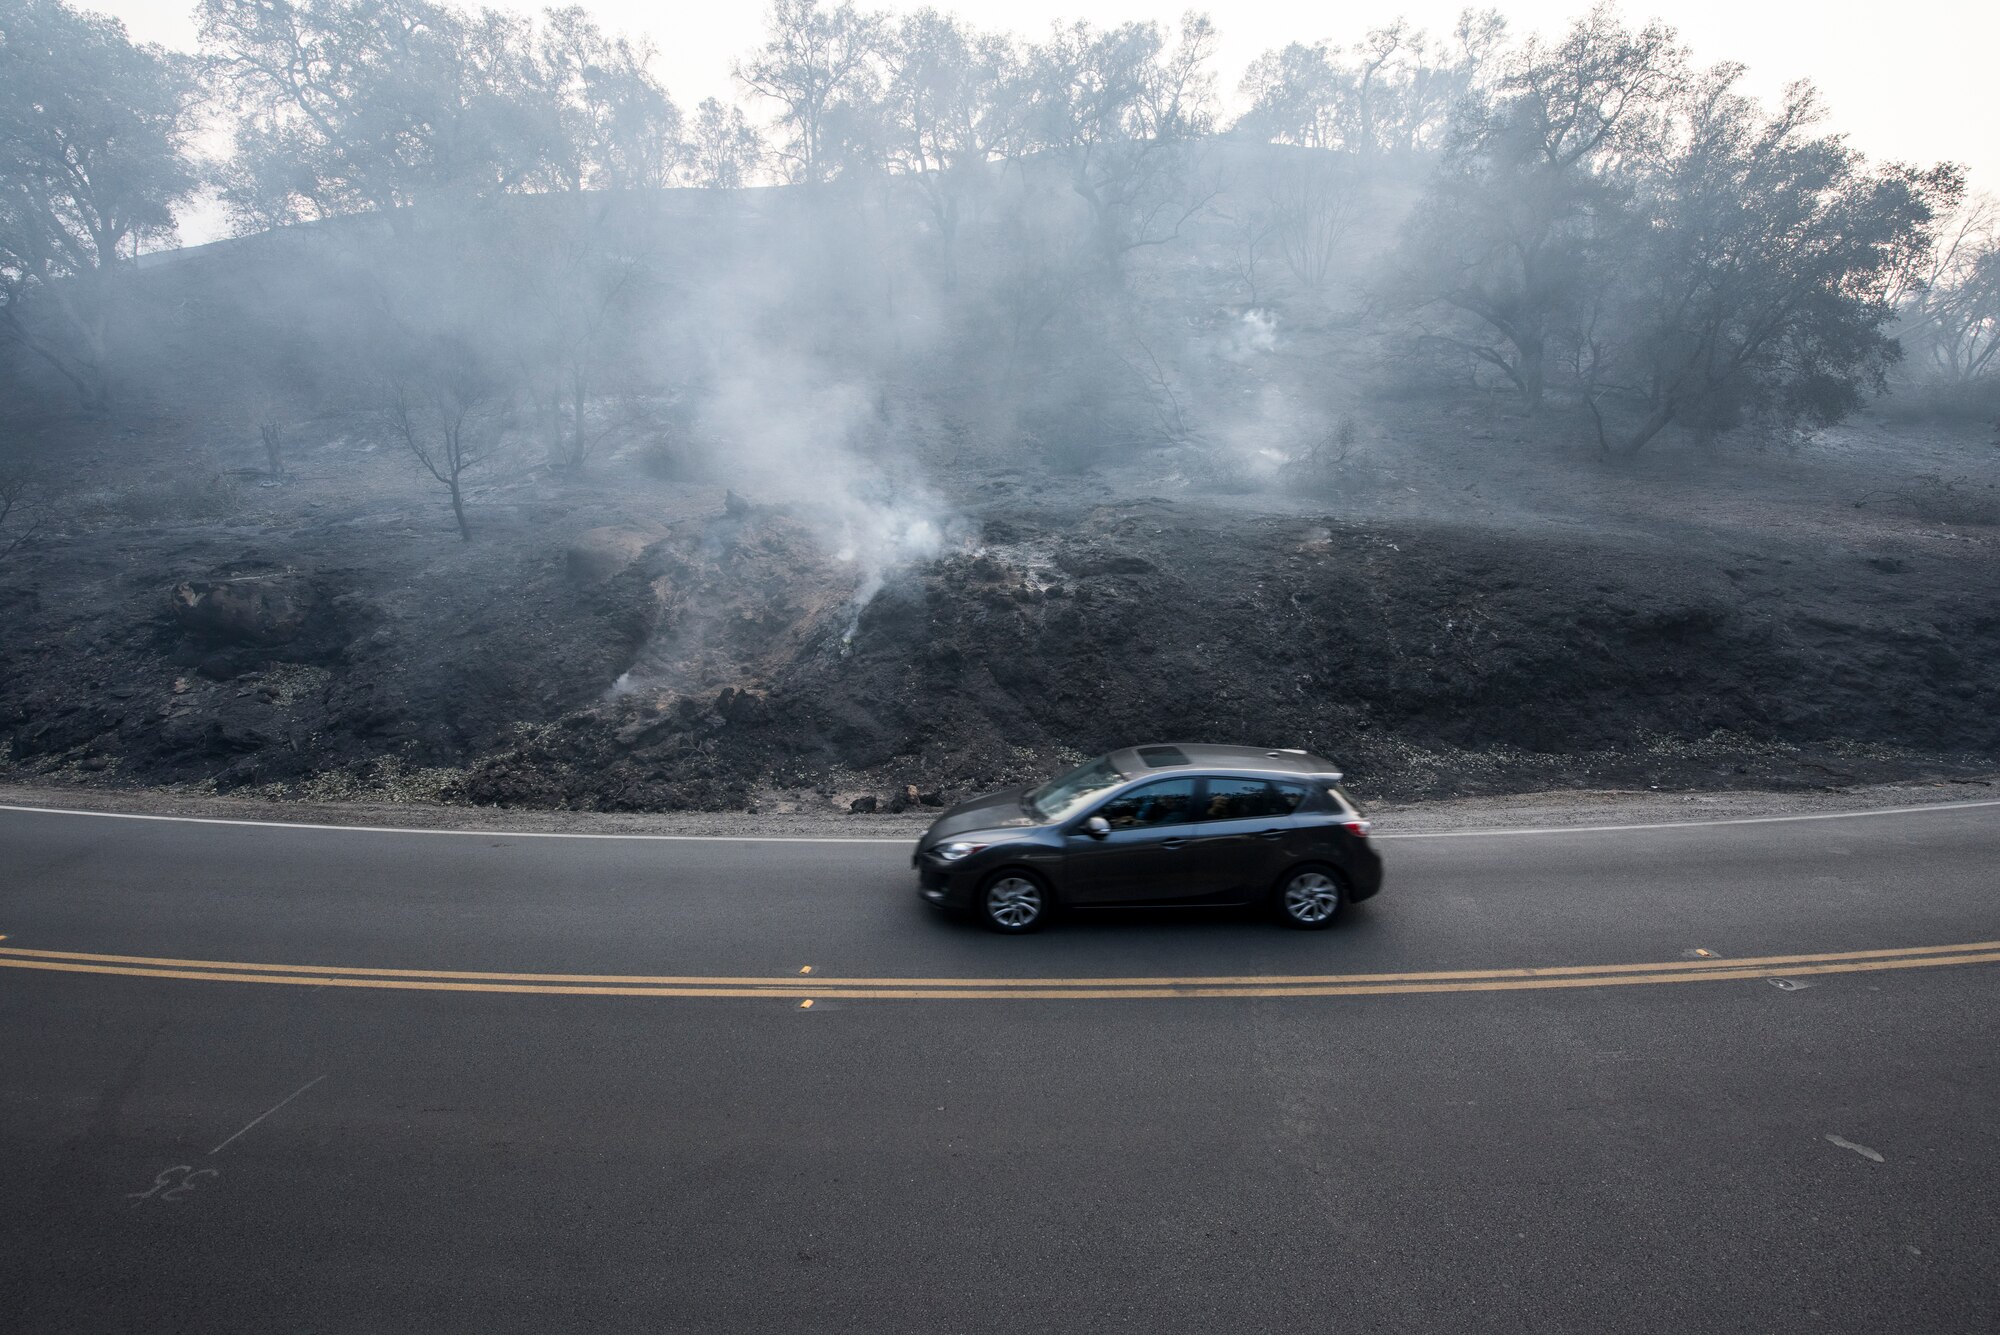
<box><xmin>1025</xmin><ymin>756</ymin><xmax>1126</xmax><ymax>822</ymax></box>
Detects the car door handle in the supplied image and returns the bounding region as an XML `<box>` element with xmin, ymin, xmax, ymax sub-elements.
<box><xmin>1258</xmin><ymin>829</ymin><xmax>1286</xmax><ymax>839</ymax></box>
<box><xmin>1161</xmin><ymin>838</ymin><xmax>1187</xmax><ymax>850</ymax></box>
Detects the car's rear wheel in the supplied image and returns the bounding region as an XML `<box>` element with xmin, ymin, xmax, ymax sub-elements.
<box><xmin>1274</xmin><ymin>865</ymin><xmax>1345</xmax><ymax>930</ymax></box>
<box><xmin>979</xmin><ymin>870</ymin><xmax>1049</xmax><ymax>934</ymax></box>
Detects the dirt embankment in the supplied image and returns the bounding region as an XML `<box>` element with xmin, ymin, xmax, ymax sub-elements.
<box><xmin>9</xmin><ymin>481</ymin><xmax>1992</xmax><ymax>813</ymax></box>
<box><xmin>454</xmin><ymin>498</ymin><xmax>2000</xmax><ymax>809</ymax></box>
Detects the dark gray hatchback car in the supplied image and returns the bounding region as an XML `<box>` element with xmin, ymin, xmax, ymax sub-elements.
<box><xmin>914</xmin><ymin>744</ymin><xmax>1382</xmax><ymax>933</ymax></box>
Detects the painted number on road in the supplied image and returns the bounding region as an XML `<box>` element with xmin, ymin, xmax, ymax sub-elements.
<box><xmin>127</xmin><ymin>1164</ymin><xmax>219</xmax><ymax>1206</ymax></box>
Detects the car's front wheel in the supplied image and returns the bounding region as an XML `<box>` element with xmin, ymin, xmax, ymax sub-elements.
<box><xmin>979</xmin><ymin>870</ymin><xmax>1049</xmax><ymax>934</ymax></box>
<box><xmin>1274</xmin><ymin>866</ymin><xmax>1345</xmax><ymax>930</ymax></box>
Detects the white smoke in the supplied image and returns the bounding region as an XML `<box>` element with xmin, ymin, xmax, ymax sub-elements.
<box><xmin>694</xmin><ymin>349</ymin><xmax>955</xmax><ymax>641</ymax></box>
<box><xmin>1227</xmin><ymin>308</ymin><xmax>1280</xmax><ymax>359</ymax></box>
<box><xmin>836</xmin><ymin>509</ymin><xmax>946</xmax><ymax>642</ymax></box>
<box><xmin>1217</xmin><ymin>382</ymin><xmax>1316</xmax><ymax>483</ymax></box>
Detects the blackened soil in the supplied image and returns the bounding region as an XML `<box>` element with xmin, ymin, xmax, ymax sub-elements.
<box><xmin>450</xmin><ymin>498</ymin><xmax>1999</xmax><ymax>809</ymax></box>
<box><xmin>0</xmin><ymin>513</ymin><xmax>659</xmax><ymax>795</ymax></box>
<box><xmin>4</xmin><ymin>480</ymin><xmax>1996</xmax><ymax>812</ymax></box>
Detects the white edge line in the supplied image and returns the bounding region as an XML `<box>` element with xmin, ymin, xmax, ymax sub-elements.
<box><xmin>0</xmin><ymin>803</ymin><xmax>918</xmax><ymax>844</ymax></box>
<box><xmin>1372</xmin><ymin>797</ymin><xmax>2000</xmax><ymax>839</ymax></box>
<box><xmin>1</xmin><ymin>797</ymin><xmax>1997</xmax><ymax>845</ymax></box>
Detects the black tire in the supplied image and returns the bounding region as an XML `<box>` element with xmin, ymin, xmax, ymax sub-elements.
<box><xmin>978</xmin><ymin>868</ymin><xmax>1050</xmax><ymax>934</ymax></box>
<box><xmin>1272</xmin><ymin>864</ymin><xmax>1346</xmax><ymax>930</ymax></box>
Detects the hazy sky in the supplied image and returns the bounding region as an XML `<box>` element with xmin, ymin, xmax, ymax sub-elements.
<box><xmin>104</xmin><ymin>0</ymin><xmax>1997</xmax><ymax>241</ymax></box>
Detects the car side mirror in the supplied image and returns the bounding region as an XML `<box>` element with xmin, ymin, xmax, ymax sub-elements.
<box><xmin>1084</xmin><ymin>816</ymin><xmax>1111</xmax><ymax>839</ymax></box>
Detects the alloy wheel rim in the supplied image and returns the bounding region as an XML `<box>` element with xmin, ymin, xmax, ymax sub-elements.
<box><xmin>987</xmin><ymin>877</ymin><xmax>1042</xmax><ymax>928</ymax></box>
<box><xmin>1283</xmin><ymin>872</ymin><xmax>1339</xmax><ymax>923</ymax></box>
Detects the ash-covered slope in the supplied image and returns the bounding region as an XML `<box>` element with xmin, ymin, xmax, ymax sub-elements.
<box><xmin>449</xmin><ymin>499</ymin><xmax>2000</xmax><ymax>809</ymax></box>
<box><xmin>4</xmin><ymin>485</ymin><xmax>1995</xmax><ymax>809</ymax></box>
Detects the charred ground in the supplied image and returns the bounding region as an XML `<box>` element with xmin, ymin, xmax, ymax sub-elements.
<box><xmin>4</xmin><ymin>389</ymin><xmax>1995</xmax><ymax>814</ymax></box>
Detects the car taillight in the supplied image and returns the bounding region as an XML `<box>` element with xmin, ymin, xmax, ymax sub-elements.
<box><xmin>1340</xmin><ymin>818</ymin><xmax>1371</xmax><ymax>838</ymax></box>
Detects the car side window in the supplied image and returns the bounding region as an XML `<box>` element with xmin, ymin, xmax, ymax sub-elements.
<box><xmin>1095</xmin><ymin>778</ymin><xmax>1198</xmax><ymax>830</ymax></box>
<box><xmin>1197</xmin><ymin>778</ymin><xmax>1312</xmax><ymax>821</ymax></box>
<box><xmin>1198</xmin><ymin>777</ymin><xmax>1271</xmax><ymax>821</ymax></box>
<box><xmin>1269</xmin><ymin>781</ymin><xmax>1311</xmax><ymax>814</ymax></box>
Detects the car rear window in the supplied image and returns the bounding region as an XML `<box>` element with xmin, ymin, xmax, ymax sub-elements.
<box><xmin>1271</xmin><ymin>781</ymin><xmax>1311</xmax><ymax>813</ymax></box>
<box><xmin>1197</xmin><ymin>778</ymin><xmax>1305</xmax><ymax>821</ymax></box>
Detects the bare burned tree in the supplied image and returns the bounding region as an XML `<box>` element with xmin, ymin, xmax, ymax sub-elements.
<box><xmin>506</xmin><ymin>208</ymin><xmax>655</xmax><ymax>476</ymax></box>
<box><xmin>257</xmin><ymin>412</ymin><xmax>287</xmax><ymax>478</ymax></box>
<box><xmin>1268</xmin><ymin>155</ymin><xmax>1365</xmax><ymax>294</ymax></box>
<box><xmin>1221</xmin><ymin>191</ymin><xmax>1279</xmax><ymax>307</ymax></box>
<box><xmin>383</xmin><ymin>339</ymin><xmax>507</xmax><ymax>541</ymax></box>
<box><xmin>513</xmin><ymin>231</ymin><xmax>655</xmax><ymax>478</ymax></box>
<box><xmin>0</xmin><ymin>471</ymin><xmax>50</xmax><ymax>560</ymax></box>
<box><xmin>1896</xmin><ymin>197</ymin><xmax>2000</xmax><ymax>385</ymax></box>
<box><xmin>1219</xmin><ymin>152</ymin><xmax>1362</xmax><ymax>305</ymax></box>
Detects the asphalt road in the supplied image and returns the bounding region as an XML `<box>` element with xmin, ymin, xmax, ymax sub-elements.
<box><xmin>2</xmin><ymin>799</ymin><xmax>1998</xmax><ymax>1333</ymax></box>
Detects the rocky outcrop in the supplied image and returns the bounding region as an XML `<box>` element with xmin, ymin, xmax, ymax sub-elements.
<box><xmin>565</xmin><ymin>527</ymin><xmax>663</xmax><ymax>584</ymax></box>
<box><xmin>167</xmin><ymin>574</ymin><xmax>320</xmax><ymax>644</ymax></box>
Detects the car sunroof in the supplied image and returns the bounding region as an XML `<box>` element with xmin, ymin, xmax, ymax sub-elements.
<box><xmin>1135</xmin><ymin>745</ymin><xmax>1190</xmax><ymax>767</ymax></box>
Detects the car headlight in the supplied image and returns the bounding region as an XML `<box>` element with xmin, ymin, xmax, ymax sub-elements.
<box><xmin>935</xmin><ymin>841</ymin><xmax>988</xmax><ymax>862</ymax></box>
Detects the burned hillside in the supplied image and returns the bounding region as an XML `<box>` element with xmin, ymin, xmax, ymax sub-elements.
<box><xmin>3</xmin><ymin>0</ymin><xmax>1998</xmax><ymax>812</ymax></box>
<box><xmin>3</xmin><ymin>416</ymin><xmax>1996</xmax><ymax>811</ymax></box>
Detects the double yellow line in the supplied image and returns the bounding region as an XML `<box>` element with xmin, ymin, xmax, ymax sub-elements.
<box><xmin>3</xmin><ymin>940</ymin><xmax>1999</xmax><ymax>1001</ymax></box>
